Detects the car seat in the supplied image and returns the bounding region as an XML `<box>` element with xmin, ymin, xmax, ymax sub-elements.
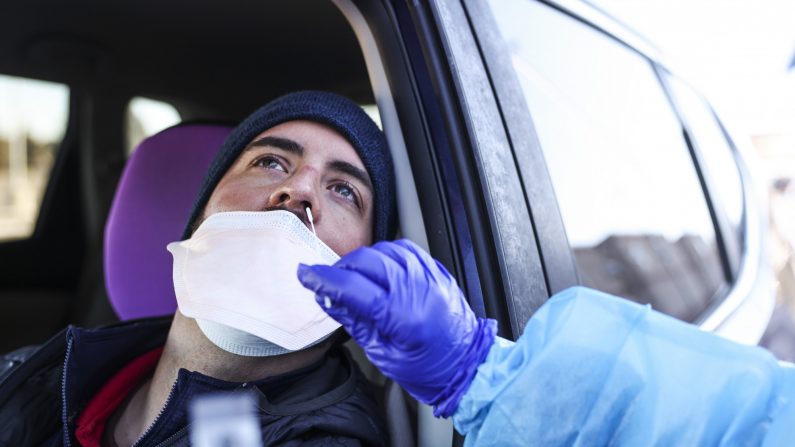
<box><xmin>104</xmin><ymin>123</ymin><xmax>232</xmax><ymax>319</ymax></box>
<box><xmin>103</xmin><ymin>122</ymin><xmax>415</xmax><ymax>446</ymax></box>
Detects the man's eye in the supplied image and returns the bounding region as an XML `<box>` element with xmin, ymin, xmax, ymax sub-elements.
<box><xmin>253</xmin><ymin>156</ymin><xmax>287</xmax><ymax>172</ymax></box>
<box><xmin>330</xmin><ymin>183</ymin><xmax>359</xmax><ymax>205</ymax></box>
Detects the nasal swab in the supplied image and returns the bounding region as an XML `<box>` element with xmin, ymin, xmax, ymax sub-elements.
<box><xmin>305</xmin><ymin>206</ymin><xmax>316</xmax><ymax>235</ymax></box>
<box><xmin>306</xmin><ymin>206</ymin><xmax>330</xmax><ymax>308</ymax></box>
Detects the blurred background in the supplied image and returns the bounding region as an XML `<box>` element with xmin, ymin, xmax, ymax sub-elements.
<box><xmin>595</xmin><ymin>0</ymin><xmax>795</xmax><ymax>360</ymax></box>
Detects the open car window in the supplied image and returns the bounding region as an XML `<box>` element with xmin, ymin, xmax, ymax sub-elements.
<box><xmin>126</xmin><ymin>97</ymin><xmax>181</xmax><ymax>156</ymax></box>
<box><xmin>0</xmin><ymin>74</ymin><xmax>69</xmax><ymax>242</ymax></box>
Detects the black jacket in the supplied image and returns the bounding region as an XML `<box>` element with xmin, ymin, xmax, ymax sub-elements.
<box><xmin>0</xmin><ymin>317</ymin><xmax>387</xmax><ymax>446</ymax></box>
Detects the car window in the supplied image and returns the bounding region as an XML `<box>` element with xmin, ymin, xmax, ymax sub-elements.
<box><xmin>664</xmin><ymin>74</ymin><xmax>744</xmax><ymax>243</ymax></box>
<box><xmin>126</xmin><ymin>96</ymin><xmax>181</xmax><ymax>155</ymax></box>
<box><xmin>488</xmin><ymin>0</ymin><xmax>726</xmax><ymax>321</ymax></box>
<box><xmin>361</xmin><ymin>104</ymin><xmax>382</xmax><ymax>129</ymax></box>
<box><xmin>0</xmin><ymin>74</ymin><xmax>68</xmax><ymax>241</ymax></box>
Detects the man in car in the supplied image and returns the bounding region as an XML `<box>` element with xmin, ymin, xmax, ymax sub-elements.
<box><xmin>0</xmin><ymin>91</ymin><xmax>393</xmax><ymax>446</ymax></box>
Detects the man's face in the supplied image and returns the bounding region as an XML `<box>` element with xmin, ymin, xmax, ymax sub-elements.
<box><xmin>202</xmin><ymin>120</ymin><xmax>374</xmax><ymax>255</ymax></box>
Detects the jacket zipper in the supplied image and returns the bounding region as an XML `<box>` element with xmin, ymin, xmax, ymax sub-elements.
<box><xmin>150</xmin><ymin>382</ymin><xmax>255</xmax><ymax>446</ymax></box>
<box><xmin>60</xmin><ymin>332</ymin><xmax>74</xmax><ymax>447</ymax></box>
<box><xmin>132</xmin><ymin>378</ymin><xmax>179</xmax><ymax>447</ymax></box>
<box><xmin>154</xmin><ymin>426</ymin><xmax>188</xmax><ymax>447</ymax></box>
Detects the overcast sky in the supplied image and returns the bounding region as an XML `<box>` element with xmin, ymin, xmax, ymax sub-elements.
<box><xmin>594</xmin><ymin>0</ymin><xmax>795</xmax><ymax>135</ymax></box>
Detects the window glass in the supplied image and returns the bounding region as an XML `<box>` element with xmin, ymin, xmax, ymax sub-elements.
<box><xmin>361</xmin><ymin>104</ymin><xmax>382</xmax><ymax>130</ymax></box>
<box><xmin>0</xmin><ymin>74</ymin><xmax>69</xmax><ymax>241</ymax></box>
<box><xmin>488</xmin><ymin>0</ymin><xmax>725</xmax><ymax>321</ymax></box>
<box><xmin>665</xmin><ymin>75</ymin><xmax>744</xmax><ymax>241</ymax></box>
<box><xmin>126</xmin><ymin>97</ymin><xmax>181</xmax><ymax>155</ymax></box>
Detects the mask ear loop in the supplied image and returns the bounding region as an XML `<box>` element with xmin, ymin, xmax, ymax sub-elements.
<box><xmin>306</xmin><ymin>206</ymin><xmax>331</xmax><ymax>308</ymax></box>
<box><xmin>305</xmin><ymin>206</ymin><xmax>317</xmax><ymax>236</ymax></box>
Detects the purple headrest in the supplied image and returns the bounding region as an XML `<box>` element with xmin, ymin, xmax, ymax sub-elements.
<box><xmin>104</xmin><ymin>124</ymin><xmax>233</xmax><ymax>320</ymax></box>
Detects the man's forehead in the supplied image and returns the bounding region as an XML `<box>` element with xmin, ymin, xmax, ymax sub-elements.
<box><xmin>246</xmin><ymin>120</ymin><xmax>364</xmax><ymax>165</ymax></box>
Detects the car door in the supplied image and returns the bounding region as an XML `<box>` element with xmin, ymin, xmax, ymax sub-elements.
<box><xmin>338</xmin><ymin>0</ymin><xmax>774</xmax><ymax>360</ymax></box>
<box><xmin>462</xmin><ymin>0</ymin><xmax>773</xmax><ymax>340</ymax></box>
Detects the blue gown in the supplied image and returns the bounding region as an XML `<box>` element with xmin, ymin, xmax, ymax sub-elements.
<box><xmin>453</xmin><ymin>287</ymin><xmax>795</xmax><ymax>446</ymax></box>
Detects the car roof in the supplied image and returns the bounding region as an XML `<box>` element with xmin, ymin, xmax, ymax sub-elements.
<box><xmin>0</xmin><ymin>0</ymin><xmax>372</xmax><ymax>120</ymax></box>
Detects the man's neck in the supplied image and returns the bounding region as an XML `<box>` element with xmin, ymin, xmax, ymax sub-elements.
<box><xmin>108</xmin><ymin>311</ymin><xmax>329</xmax><ymax>446</ymax></box>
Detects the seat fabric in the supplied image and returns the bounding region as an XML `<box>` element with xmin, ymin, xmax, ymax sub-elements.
<box><xmin>104</xmin><ymin>124</ymin><xmax>232</xmax><ymax>319</ymax></box>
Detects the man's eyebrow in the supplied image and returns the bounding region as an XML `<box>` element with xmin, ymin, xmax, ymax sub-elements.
<box><xmin>245</xmin><ymin>136</ymin><xmax>304</xmax><ymax>155</ymax></box>
<box><xmin>329</xmin><ymin>160</ymin><xmax>373</xmax><ymax>193</ymax></box>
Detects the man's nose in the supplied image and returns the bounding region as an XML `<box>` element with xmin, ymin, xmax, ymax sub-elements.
<box><xmin>266</xmin><ymin>166</ymin><xmax>320</xmax><ymax>218</ymax></box>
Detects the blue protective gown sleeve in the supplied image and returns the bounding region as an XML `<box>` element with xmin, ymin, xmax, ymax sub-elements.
<box><xmin>453</xmin><ymin>287</ymin><xmax>795</xmax><ymax>446</ymax></box>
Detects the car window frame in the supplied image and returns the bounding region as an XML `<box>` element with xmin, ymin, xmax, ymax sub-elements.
<box><xmin>462</xmin><ymin>0</ymin><xmax>580</xmax><ymax>299</ymax></box>
<box><xmin>657</xmin><ymin>68</ymin><xmax>744</xmax><ymax>278</ymax></box>
<box><xmin>416</xmin><ymin>0</ymin><xmax>549</xmax><ymax>338</ymax></box>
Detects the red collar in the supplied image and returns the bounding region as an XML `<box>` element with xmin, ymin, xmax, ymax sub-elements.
<box><xmin>74</xmin><ymin>346</ymin><xmax>164</xmax><ymax>447</ymax></box>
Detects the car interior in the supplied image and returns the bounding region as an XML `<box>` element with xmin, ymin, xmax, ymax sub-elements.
<box><xmin>1</xmin><ymin>0</ymin><xmax>440</xmax><ymax>445</ymax></box>
<box><xmin>0</xmin><ymin>0</ymin><xmax>399</xmax><ymax>344</ymax></box>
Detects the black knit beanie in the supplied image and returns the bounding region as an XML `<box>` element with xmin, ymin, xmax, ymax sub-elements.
<box><xmin>182</xmin><ymin>91</ymin><xmax>397</xmax><ymax>242</ymax></box>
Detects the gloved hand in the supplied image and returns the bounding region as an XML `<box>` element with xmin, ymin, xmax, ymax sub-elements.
<box><xmin>297</xmin><ymin>239</ymin><xmax>497</xmax><ymax>417</ymax></box>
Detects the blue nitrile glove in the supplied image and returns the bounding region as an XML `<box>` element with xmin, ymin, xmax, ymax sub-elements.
<box><xmin>297</xmin><ymin>239</ymin><xmax>497</xmax><ymax>417</ymax></box>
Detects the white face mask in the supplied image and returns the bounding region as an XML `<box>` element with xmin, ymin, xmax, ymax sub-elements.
<box><xmin>167</xmin><ymin>210</ymin><xmax>341</xmax><ymax>357</ymax></box>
